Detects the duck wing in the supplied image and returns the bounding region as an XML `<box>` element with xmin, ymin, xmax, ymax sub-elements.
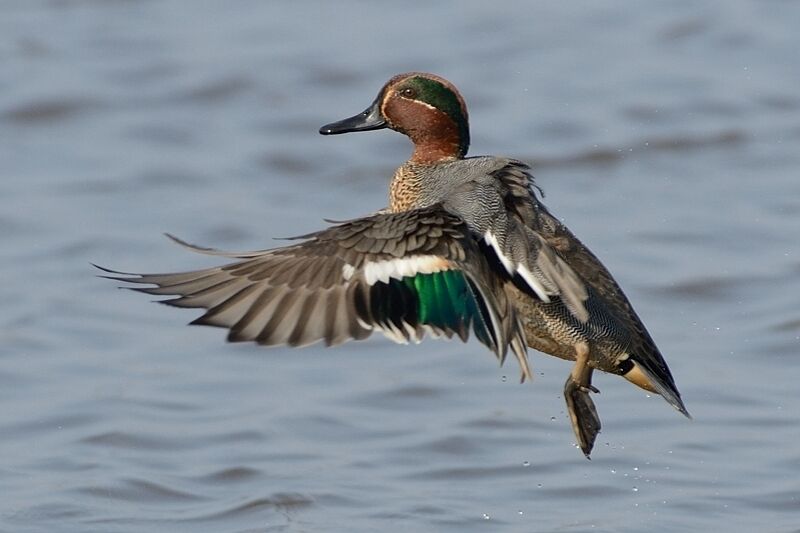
<box><xmin>97</xmin><ymin>206</ymin><xmax>531</xmax><ymax>381</ymax></box>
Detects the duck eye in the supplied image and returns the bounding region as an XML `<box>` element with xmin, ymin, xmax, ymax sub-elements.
<box><xmin>399</xmin><ymin>87</ymin><xmax>417</xmax><ymax>99</ymax></box>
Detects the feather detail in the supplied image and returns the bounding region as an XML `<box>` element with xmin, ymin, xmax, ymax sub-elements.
<box><xmin>98</xmin><ymin>206</ymin><xmax>532</xmax><ymax>380</ymax></box>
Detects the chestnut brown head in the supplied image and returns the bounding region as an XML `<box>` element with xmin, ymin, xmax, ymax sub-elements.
<box><xmin>321</xmin><ymin>73</ymin><xmax>470</xmax><ymax>163</ymax></box>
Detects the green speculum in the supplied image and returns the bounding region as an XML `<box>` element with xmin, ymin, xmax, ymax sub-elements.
<box><xmin>400</xmin><ymin>270</ymin><xmax>490</xmax><ymax>345</ymax></box>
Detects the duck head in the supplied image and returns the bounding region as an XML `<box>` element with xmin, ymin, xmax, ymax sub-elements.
<box><xmin>320</xmin><ymin>72</ymin><xmax>470</xmax><ymax>163</ymax></box>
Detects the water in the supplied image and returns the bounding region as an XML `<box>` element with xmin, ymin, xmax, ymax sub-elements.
<box><xmin>2</xmin><ymin>1</ymin><xmax>799</xmax><ymax>531</ymax></box>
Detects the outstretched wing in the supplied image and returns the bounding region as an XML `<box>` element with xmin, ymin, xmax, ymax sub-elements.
<box><xmin>98</xmin><ymin>207</ymin><xmax>531</xmax><ymax>381</ymax></box>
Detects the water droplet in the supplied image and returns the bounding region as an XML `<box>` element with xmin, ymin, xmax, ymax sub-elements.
<box><xmin>550</xmin><ymin>416</ymin><xmax>556</xmax><ymax>421</ymax></box>
<box><xmin>522</xmin><ymin>461</ymin><xmax>530</xmax><ymax>467</ymax></box>
<box><xmin>537</xmin><ymin>483</ymin><xmax>543</xmax><ymax>488</ymax></box>
<box><xmin>610</xmin><ymin>469</ymin><xmax>616</xmax><ymax>474</ymax></box>
<box><xmin>482</xmin><ymin>513</ymin><xmax>490</xmax><ymax>520</ymax></box>
<box><xmin>633</xmin><ymin>467</ymin><xmax>639</xmax><ymax>471</ymax></box>
<box><xmin>518</xmin><ymin>510</ymin><xmax>524</xmax><ymax>516</ymax></box>
<box><xmin>501</xmin><ymin>375</ymin><xmax>507</xmax><ymax>382</ymax></box>
<box><xmin>632</xmin><ymin>486</ymin><xmax>639</xmax><ymax>492</ymax></box>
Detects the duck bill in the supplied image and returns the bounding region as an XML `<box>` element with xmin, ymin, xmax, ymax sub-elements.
<box><xmin>319</xmin><ymin>99</ymin><xmax>387</xmax><ymax>135</ymax></box>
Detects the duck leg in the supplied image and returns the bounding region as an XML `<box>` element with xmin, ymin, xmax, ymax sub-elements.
<box><xmin>564</xmin><ymin>342</ymin><xmax>601</xmax><ymax>458</ymax></box>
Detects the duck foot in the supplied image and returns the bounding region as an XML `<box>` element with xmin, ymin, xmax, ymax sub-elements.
<box><xmin>564</xmin><ymin>342</ymin><xmax>601</xmax><ymax>458</ymax></box>
<box><xmin>564</xmin><ymin>375</ymin><xmax>601</xmax><ymax>458</ymax></box>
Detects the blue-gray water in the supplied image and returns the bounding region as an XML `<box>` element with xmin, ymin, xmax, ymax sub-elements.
<box><xmin>2</xmin><ymin>1</ymin><xmax>799</xmax><ymax>532</ymax></box>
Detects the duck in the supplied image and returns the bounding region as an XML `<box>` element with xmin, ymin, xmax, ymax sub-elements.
<box><xmin>99</xmin><ymin>72</ymin><xmax>690</xmax><ymax>457</ymax></box>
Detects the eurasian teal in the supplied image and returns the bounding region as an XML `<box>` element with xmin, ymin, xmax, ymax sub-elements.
<box><xmin>101</xmin><ymin>72</ymin><xmax>689</xmax><ymax>457</ymax></box>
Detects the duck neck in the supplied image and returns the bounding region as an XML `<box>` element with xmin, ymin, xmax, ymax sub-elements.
<box><xmin>409</xmin><ymin>136</ymin><xmax>463</xmax><ymax>165</ymax></box>
<box><xmin>406</xmin><ymin>121</ymin><xmax>468</xmax><ymax>165</ymax></box>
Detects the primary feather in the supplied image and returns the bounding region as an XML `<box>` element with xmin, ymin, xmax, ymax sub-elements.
<box><xmin>99</xmin><ymin>206</ymin><xmax>532</xmax><ymax>381</ymax></box>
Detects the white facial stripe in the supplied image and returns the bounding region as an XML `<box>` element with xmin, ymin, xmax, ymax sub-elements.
<box><xmin>363</xmin><ymin>255</ymin><xmax>452</xmax><ymax>285</ymax></box>
<box><xmin>413</xmin><ymin>99</ymin><xmax>437</xmax><ymax>112</ymax></box>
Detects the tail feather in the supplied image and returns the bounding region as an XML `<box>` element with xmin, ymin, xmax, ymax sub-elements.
<box><xmin>639</xmin><ymin>363</ymin><xmax>690</xmax><ymax>418</ymax></box>
<box><xmin>625</xmin><ymin>356</ymin><xmax>690</xmax><ymax>418</ymax></box>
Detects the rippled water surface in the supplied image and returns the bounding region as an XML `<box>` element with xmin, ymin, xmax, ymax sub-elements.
<box><xmin>2</xmin><ymin>1</ymin><xmax>799</xmax><ymax>531</ymax></box>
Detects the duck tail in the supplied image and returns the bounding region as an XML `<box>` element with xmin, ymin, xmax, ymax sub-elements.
<box><xmin>621</xmin><ymin>355</ymin><xmax>691</xmax><ymax>419</ymax></box>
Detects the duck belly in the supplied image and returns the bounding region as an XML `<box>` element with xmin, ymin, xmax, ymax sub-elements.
<box><xmin>507</xmin><ymin>285</ymin><xmax>629</xmax><ymax>374</ymax></box>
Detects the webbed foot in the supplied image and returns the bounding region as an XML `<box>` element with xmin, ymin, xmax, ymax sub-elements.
<box><xmin>564</xmin><ymin>342</ymin><xmax>601</xmax><ymax>458</ymax></box>
<box><xmin>564</xmin><ymin>375</ymin><xmax>602</xmax><ymax>458</ymax></box>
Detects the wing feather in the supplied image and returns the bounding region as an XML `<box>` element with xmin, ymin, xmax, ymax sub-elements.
<box><xmin>100</xmin><ymin>206</ymin><xmax>532</xmax><ymax>380</ymax></box>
